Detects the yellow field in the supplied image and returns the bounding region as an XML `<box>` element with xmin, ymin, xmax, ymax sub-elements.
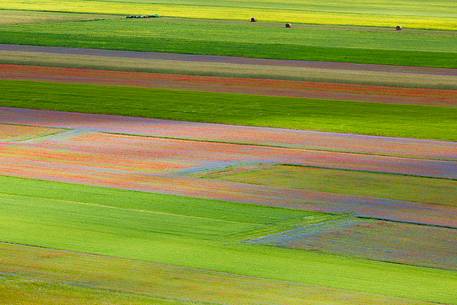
<box><xmin>1</xmin><ymin>0</ymin><xmax>456</xmax><ymax>30</ymax></box>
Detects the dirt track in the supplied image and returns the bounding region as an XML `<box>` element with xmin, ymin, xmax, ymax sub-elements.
<box><xmin>1</xmin><ymin>64</ymin><xmax>456</xmax><ymax>106</ymax></box>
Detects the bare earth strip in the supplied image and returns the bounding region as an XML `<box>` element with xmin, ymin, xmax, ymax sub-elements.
<box><xmin>1</xmin><ymin>45</ymin><xmax>457</xmax><ymax>89</ymax></box>
<box><xmin>1</xmin><ymin>107</ymin><xmax>455</xmax><ymax>161</ymax></box>
<box><xmin>1</xmin><ymin>110</ymin><xmax>457</xmax><ymax>227</ymax></box>
<box><xmin>1</xmin><ymin>64</ymin><xmax>456</xmax><ymax>107</ymax></box>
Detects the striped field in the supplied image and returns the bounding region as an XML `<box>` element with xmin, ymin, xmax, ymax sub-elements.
<box><xmin>0</xmin><ymin>1</ymin><xmax>456</xmax><ymax>304</ymax></box>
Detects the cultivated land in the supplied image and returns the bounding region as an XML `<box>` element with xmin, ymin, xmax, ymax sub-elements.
<box><xmin>203</xmin><ymin>164</ymin><xmax>457</xmax><ymax>207</ymax></box>
<box><xmin>1</xmin><ymin>45</ymin><xmax>457</xmax><ymax>89</ymax></box>
<box><xmin>5</xmin><ymin>242</ymin><xmax>434</xmax><ymax>305</ymax></box>
<box><xmin>0</xmin><ymin>10</ymin><xmax>114</xmax><ymax>25</ymax></box>
<box><xmin>2</xmin><ymin>107</ymin><xmax>455</xmax><ymax>161</ymax></box>
<box><xmin>1</xmin><ymin>176</ymin><xmax>457</xmax><ymax>305</ymax></box>
<box><xmin>251</xmin><ymin>217</ymin><xmax>457</xmax><ymax>270</ymax></box>
<box><xmin>2</xmin><ymin>64</ymin><xmax>457</xmax><ymax>106</ymax></box>
<box><xmin>1</xmin><ymin>1</ymin><xmax>456</xmax><ymax>304</ymax></box>
<box><xmin>1</xmin><ymin>108</ymin><xmax>456</xmax><ymax>228</ymax></box>
<box><xmin>0</xmin><ymin>15</ymin><xmax>456</xmax><ymax>67</ymax></box>
<box><xmin>1</xmin><ymin>80</ymin><xmax>456</xmax><ymax>141</ymax></box>
<box><xmin>1</xmin><ymin>0</ymin><xmax>456</xmax><ymax>29</ymax></box>
<box><xmin>0</xmin><ymin>123</ymin><xmax>63</xmax><ymax>141</ymax></box>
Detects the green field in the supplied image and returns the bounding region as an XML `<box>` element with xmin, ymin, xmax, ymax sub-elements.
<box><xmin>1</xmin><ymin>0</ymin><xmax>456</xmax><ymax>29</ymax></box>
<box><xmin>0</xmin><ymin>16</ymin><xmax>456</xmax><ymax>67</ymax></box>
<box><xmin>1</xmin><ymin>80</ymin><xmax>456</xmax><ymax>140</ymax></box>
<box><xmin>202</xmin><ymin>165</ymin><xmax>457</xmax><ymax>206</ymax></box>
<box><xmin>1</xmin><ymin>175</ymin><xmax>457</xmax><ymax>304</ymax></box>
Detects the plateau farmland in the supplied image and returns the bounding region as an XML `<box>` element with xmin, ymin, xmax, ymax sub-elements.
<box><xmin>0</xmin><ymin>1</ymin><xmax>456</xmax><ymax>304</ymax></box>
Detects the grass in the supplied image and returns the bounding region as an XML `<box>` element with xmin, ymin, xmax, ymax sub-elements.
<box><xmin>0</xmin><ymin>17</ymin><xmax>456</xmax><ymax>67</ymax></box>
<box><xmin>1</xmin><ymin>80</ymin><xmax>456</xmax><ymax>141</ymax></box>
<box><xmin>0</xmin><ymin>0</ymin><xmax>456</xmax><ymax>29</ymax></box>
<box><xmin>202</xmin><ymin>165</ymin><xmax>457</xmax><ymax>206</ymax></box>
<box><xmin>1</xmin><ymin>175</ymin><xmax>457</xmax><ymax>304</ymax></box>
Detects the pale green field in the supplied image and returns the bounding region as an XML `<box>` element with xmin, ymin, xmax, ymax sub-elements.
<box><xmin>1</xmin><ymin>175</ymin><xmax>457</xmax><ymax>304</ymax></box>
<box><xmin>1</xmin><ymin>0</ymin><xmax>456</xmax><ymax>29</ymax></box>
<box><xmin>203</xmin><ymin>164</ymin><xmax>457</xmax><ymax>206</ymax></box>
